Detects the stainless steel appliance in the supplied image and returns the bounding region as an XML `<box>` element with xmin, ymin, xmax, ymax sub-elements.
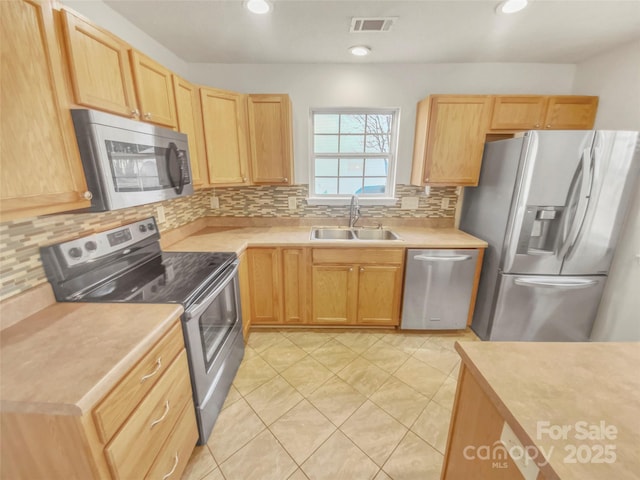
<box><xmin>401</xmin><ymin>249</ymin><xmax>479</xmax><ymax>330</ymax></box>
<box><xmin>71</xmin><ymin>109</ymin><xmax>193</xmax><ymax>211</ymax></box>
<box><xmin>460</xmin><ymin>130</ymin><xmax>640</xmax><ymax>341</ymax></box>
<box><xmin>40</xmin><ymin>218</ymin><xmax>243</xmax><ymax>444</ymax></box>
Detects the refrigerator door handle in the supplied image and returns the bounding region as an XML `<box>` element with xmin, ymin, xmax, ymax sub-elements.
<box><xmin>559</xmin><ymin>148</ymin><xmax>594</xmax><ymax>258</ymax></box>
<box><xmin>514</xmin><ymin>277</ymin><xmax>598</xmax><ymax>289</ymax></box>
<box><xmin>413</xmin><ymin>254</ymin><xmax>472</xmax><ymax>262</ymax></box>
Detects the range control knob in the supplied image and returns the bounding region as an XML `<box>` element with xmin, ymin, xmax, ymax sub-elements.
<box><xmin>68</xmin><ymin>247</ymin><xmax>82</xmax><ymax>259</ymax></box>
<box><xmin>85</xmin><ymin>241</ymin><xmax>98</xmax><ymax>251</ymax></box>
<box><xmin>147</xmin><ymin>223</ymin><xmax>155</xmax><ymax>231</ymax></box>
<box><xmin>139</xmin><ymin>224</ymin><xmax>147</xmax><ymax>233</ymax></box>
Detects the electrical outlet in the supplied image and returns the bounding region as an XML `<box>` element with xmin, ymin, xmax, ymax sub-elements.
<box><xmin>156</xmin><ymin>205</ymin><xmax>166</xmax><ymax>223</ymax></box>
<box><xmin>500</xmin><ymin>422</ymin><xmax>540</xmax><ymax>480</ymax></box>
<box><xmin>210</xmin><ymin>196</ymin><xmax>220</xmax><ymax>209</ymax></box>
<box><xmin>401</xmin><ymin>197</ymin><xmax>419</xmax><ymax>210</ymax></box>
<box><xmin>288</xmin><ymin>197</ymin><xmax>297</xmax><ymax>210</ymax></box>
<box><xmin>441</xmin><ymin>197</ymin><xmax>450</xmax><ymax>209</ymax></box>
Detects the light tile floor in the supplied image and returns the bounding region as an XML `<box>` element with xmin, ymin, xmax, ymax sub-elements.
<box><xmin>181</xmin><ymin>328</ymin><xmax>478</xmax><ymax>480</ymax></box>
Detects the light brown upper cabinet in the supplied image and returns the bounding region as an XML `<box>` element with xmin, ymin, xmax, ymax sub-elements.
<box><xmin>200</xmin><ymin>87</ymin><xmax>251</xmax><ymax>186</ymax></box>
<box><xmin>543</xmin><ymin>96</ymin><xmax>598</xmax><ymax>129</ymax></box>
<box><xmin>129</xmin><ymin>50</ymin><xmax>177</xmax><ymax>128</ymax></box>
<box><xmin>1</xmin><ymin>0</ymin><xmax>90</xmax><ymax>221</ymax></box>
<box><xmin>489</xmin><ymin>95</ymin><xmax>598</xmax><ymax>131</ymax></box>
<box><xmin>62</xmin><ymin>10</ymin><xmax>177</xmax><ymax>128</ymax></box>
<box><xmin>61</xmin><ymin>9</ymin><xmax>138</xmax><ymax>119</ymax></box>
<box><xmin>172</xmin><ymin>75</ymin><xmax>208</xmax><ymax>188</ymax></box>
<box><xmin>411</xmin><ymin>95</ymin><xmax>492</xmax><ymax>187</ymax></box>
<box><xmin>247</xmin><ymin>94</ymin><xmax>294</xmax><ymax>185</ymax></box>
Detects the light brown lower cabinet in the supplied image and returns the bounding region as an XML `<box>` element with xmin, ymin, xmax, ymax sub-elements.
<box><xmin>311</xmin><ymin>248</ymin><xmax>404</xmax><ymax>326</ymax></box>
<box><xmin>245</xmin><ymin>247</ymin><xmax>308</xmax><ymax>325</ymax></box>
<box><xmin>238</xmin><ymin>251</ymin><xmax>252</xmax><ymax>339</ymax></box>
<box><xmin>442</xmin><ymin>365</ymin><xmax>547</xmax><ymax>480</ymax></box>
<box><xmin>0</xmin><ymin>320</ymin><xmax>198</xmax><ymax>479</ymax></box>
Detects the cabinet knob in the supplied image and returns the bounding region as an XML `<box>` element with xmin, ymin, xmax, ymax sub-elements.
<box><xmin>534</xmin><ymin>123</ymin><xmax>540</xmax><ymax>128</ymax></box>
<box><xmin>360</xmin><ymin>267</ymin><xmax>365</xmax><ymax>272</ymax></box>
<box><xmin>349</xmin><ymin>267</ymin><xmax>353</xmax><ymax>272</ymax></box>
<box><xmin>546</xmin><ymin>124</ymin><xmax>552</xmax><ymax>128</ymax></box>
<box><xmin>242</xmin><ymin>177</ymin><xmax>247</xmax><ymax>182</ymax></box>
<box><xmin>130</xmin><ymin>109</ymin><xmax>140</xmax><ymax>118</ymax></box>
<box><xmin>144</xmin><ymin>112</ymin><xmax>152</xmax><ymax>120</ymax></box>
<box><xmin>283</xmin><ymin>177</ymin><xmax>288</xmax><ymax>183</ymax></box>
<box><xmin>82</xmin><ymin>191</ymin><xmax>93</xmax><ymax>200</ymax></box>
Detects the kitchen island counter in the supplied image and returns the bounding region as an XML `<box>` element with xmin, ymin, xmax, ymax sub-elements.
<box><xmin>443</xmin><ymin>341</ymin><xmax>640</xmax><ymax>479</ymax></box>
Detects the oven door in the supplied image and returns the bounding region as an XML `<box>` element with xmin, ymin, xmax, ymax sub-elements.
<box><xmin>182</xmin><ymin>261</ymin><xmax>242</xmax><ymax>405</ymax></box>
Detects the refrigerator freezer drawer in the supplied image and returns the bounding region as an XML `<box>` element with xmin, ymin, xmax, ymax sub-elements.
<box><xmin>489</xmin><ymin>274</ymin><xmax>606</xmax><ymax>341</ymax></box>
<box><xmin>401</xmin><ymin>249</ymin><xmax>479</xmax><ymax>330</ymax></box>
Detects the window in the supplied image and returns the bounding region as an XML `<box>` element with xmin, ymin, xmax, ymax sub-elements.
<box><xmin>310</xmin><ymin>108</ymin><xmax>399</xmax><ymax>202</ymax></box>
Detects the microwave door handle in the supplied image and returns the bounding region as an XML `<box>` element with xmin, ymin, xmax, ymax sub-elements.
<box><xmin>166</xmin><ymin>142</ymin><xmax>185</xmax><ymax>194</ymax></box>
<box><xmin>559</xmin><ymin>148</ymin><xmax>593</xmax><ymax>258</ymax></box>
<box><xmin>185</xmin><ymin>262</ymin><xmax>239</xmax><ymax>320</ymax></box>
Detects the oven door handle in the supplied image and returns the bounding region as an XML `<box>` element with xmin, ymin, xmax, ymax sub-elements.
<box><xmin>185</xmin><ymin>261</ymin><xmax>239</xmax><ymax>320</ymax></box>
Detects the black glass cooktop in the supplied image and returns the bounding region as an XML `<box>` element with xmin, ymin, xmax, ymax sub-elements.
<box><xmin>79</xmin><ymin>251</ymin><xmax>236</xmax><ymax>307</ymax></box>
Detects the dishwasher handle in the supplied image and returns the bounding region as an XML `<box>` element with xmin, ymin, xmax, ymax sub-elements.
<box><xmin>413</xmin><ymin>254</ymin><xmax>472</xmax><ymax>262</ymax></box>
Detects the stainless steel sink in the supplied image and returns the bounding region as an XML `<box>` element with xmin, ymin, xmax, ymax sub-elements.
<box><xmin>353</xmin><ymin>229</ymin><xmax>400</xmax><ymax>241</ymax></box>
<box><xmin>311</xmin><ymin>228</ymin><xmax>355</xmax><ymax>240</ymax></box>
<box><xmin>310</xmin><ymin>227</ymin><xmax>401</xmax><ymax>241</ymax></box>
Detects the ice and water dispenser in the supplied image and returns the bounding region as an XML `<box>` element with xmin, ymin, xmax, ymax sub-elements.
<box><xmin>515</xmin><ymin>206</ymin><xmax>564</xmax><ymax>255</ymax></box>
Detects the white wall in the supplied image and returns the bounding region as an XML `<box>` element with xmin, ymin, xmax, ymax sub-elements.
<box><xmin>574</xmin><ymin>39</ymin><xmax>640</xmax><ymax>341</ymax></box>
<box><xmin>189</xmin><ymin>63</ymin><xmax>576</xmax><ymax>183</ymax></box>
<box><xmin>62</xmin><ymin>0</ymin><xmax>189</xmax><ymax>77</ymax></box>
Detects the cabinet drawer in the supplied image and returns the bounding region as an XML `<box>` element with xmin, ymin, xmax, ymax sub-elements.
<box><xmin>145</xmin><ymin>401</ymin><xmax>198</xmax><ymax>480</ymax></box>
<box><xmin>105</xmin><ymin>349</ymin><xmax>192</xmax><ymax>480</ymax></box>
<box><xmin>312</xmin><ymin>248</ymin><xmax>404</xmax><ymax>265</ymax></box>
<box><xmin>94</xmin><ymin>322</ymin><xmax>184</xmax><ymax>442</ymax></box>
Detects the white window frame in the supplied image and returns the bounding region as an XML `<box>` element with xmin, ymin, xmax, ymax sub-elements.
<box><xmin>308</xmin><ymin>107</ymin><xmax>400</xmax><ymax>205</ymax></box>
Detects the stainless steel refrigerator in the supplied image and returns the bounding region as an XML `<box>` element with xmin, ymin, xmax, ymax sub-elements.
<box><xmin>460</xmin><ymin>130</ymin><xmax>639</xmax><ymax>341</ymax></box>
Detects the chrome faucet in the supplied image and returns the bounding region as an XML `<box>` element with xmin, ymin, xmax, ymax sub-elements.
<box><xmin>349</xmin><ymin>195</ymin><xmax>360</xmax><ymax>228</ymax></box>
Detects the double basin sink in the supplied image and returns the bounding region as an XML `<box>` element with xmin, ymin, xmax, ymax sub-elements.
<box><xmin>311</xmin><ymin>227</ymin><xmax>401</xmax><ymax>241</ymax></box>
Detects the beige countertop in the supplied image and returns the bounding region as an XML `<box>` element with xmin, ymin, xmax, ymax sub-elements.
<box><xmin>455</xmin><ymin>341</ymin><xmax>640</xmax><ymax>480</ymax></box>
<box><xmin>164</xmin><ymin>225</ymin><xmax>487</xmax><ymax>253</ymax></box>
<box><xmin>0</xmin><ymin>302</ymin><xmax>184</xmax><ymax>416</ymax></box>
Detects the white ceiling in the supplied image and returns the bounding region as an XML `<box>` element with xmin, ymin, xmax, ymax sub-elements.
<box><xmin>104</xmin><ymin>0</ymin><xmax>640</xmax><ymax>64</ymax></box>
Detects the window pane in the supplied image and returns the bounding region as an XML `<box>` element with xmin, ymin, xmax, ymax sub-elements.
<box><xmin>339</xmin><ymin>135</ymin><xmax>364</xmax><ymax>153</ymax></box>
<box><xmin>366</xmin><ymin>114</ymin><xmax>392</xmax><ymax>134</ymax></box>
<box><xmin>315</xmin><ymin>135</ymin><xmax>338</xmax><ymax>153</ymax></box>
<box><xmin>315</xmin><ymin>158</ymin><xmax>339</xmax><ymax>176</ymax></box>
<box><xmin>314</xmin><ymin>114</ymin><xmax>339</xmax><ymax>134</ymax></box>
<box><xmin>365</xmin><ymin>134</ymin><xmax>390</xmax><ymax>153</ymax></box>
<box><xmin>365</xmin><ymin>158</ymin><xmax>388</xmax><ymax>176</ymax></box>
<box><xmin>315</xmin><ymin>177</ymin><xmax>338</xmax><ymax>194</ymax></box>
<box><xmin>364</xmin><ymin>177</ymin><xmax>387</xmax><ymax>194</ymax></box>
<box><xmin>340</xmin><ymin>114</ymin><xmax>365</xmax><ymax>134</ymax></box>
<box><xmin>339</xmin><ymin>177</ymin><xmax>363</xmax><ymax>195</ymax></box>
<box><xmin>339</xmin><ymin>158</ymin><xmax>364</xmax><ymax>176</ymax></box>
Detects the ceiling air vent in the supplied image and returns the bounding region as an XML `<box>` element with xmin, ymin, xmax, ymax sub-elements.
<box><xmin>350</xmin><ymin>17</ymin><xmax>397</xmax><ymax>33</ymax></box>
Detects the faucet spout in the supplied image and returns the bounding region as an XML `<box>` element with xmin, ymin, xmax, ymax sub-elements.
<box><xmin>349</xmin><ymin>195</ymin><xmax>360</xmax><ymax>228</ymax></box>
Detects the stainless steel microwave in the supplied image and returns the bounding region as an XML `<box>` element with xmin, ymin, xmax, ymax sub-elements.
<box><xmin>71</xmin><ymin>109</ymin><xmax>193</xmax><ymax>212</ymax></box>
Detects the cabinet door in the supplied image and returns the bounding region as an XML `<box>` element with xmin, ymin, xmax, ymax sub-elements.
<box><xmin>130</xmin><ymin>50</ymin><xmax>177</xmax><ymax>127</ymax></box>
<box><xmin>247</xmin><ymin>248</ymin><xmax>281</xmax><ymax>324</ymax></box>
<box><xmin>247</xmin><ymin>94</ymin><xmax>293</xmax><ymax>184</ymax></box>
<box><xmin>412</xmin><ymin>95</ymin><xmax>492</xmax><ymax>186</ymax></box>
<box><xmin>311</xmin><ymin>265</ymin><xmax>357</xmax><ymax>324</ymax></box>
<box><xmin>172</xmin><ymin>75</ymin><xmax>208</xmax><ymax>188</ymax></box>
<box><xmin>1</xmin><ymin>0</ymin><xmax>90</xmax><ymax>221</ymax></box>
<box><xmin>61</xmin><ymin>9</ymin><xmax>138</xmax><ymax>118</ymax></box>
<box><xmin>238</xmin><ymin>252</ymin><xmax>252</xmax><ymax>339</ymax></box>
<box><xmin>282</xmin><ymin>248</ymin><xmax>307</xmax><ymax>324</ymax></box>
<box><xmin>543</xmin><ymin>96</ymin><xmax>598</xmax><ymax>130</ymax></box>
<box><xmin>357</xmin><ymin>265</ymin><xmax>403</xmax><ymax>326</ymax></box>
<box><xmin>200</xmin><ymin>87</ymin><xmax>251</xmax><ymax>185</ymax></box>
<box><xmin>489</xmin><ymin>96</ymin><xmax>547</xmax><ymax>131</ymax></box>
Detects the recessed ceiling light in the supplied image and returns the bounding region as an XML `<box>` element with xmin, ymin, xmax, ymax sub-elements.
<box><xmin>349</xmin><ymin>45</ymin><xmax>371</xmax><ymax>57</ymax></box>
<box><xmin>496</xmin><ymin>0</ymin><xmax>528</xmax><ymax>14</ymax></box>
<box><xmin>246</xmin><ymin>0</ymin><xmax>271</xmax><ymax>14</ymax></box>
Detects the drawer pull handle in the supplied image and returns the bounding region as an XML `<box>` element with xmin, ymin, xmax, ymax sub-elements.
<box><xmin>150</xmin><ymin>400</ymin><xmax>170</xmax><ymax>429</ymax></box>
<box><xmin>161</xmin><ymin>453</ymin><xmax>179</xmax><ymax>480</ymax></box>
<box><xmin>140</xmin><ymin>357</ymin><xmax>162</xmax><ymax>383</ymax></box>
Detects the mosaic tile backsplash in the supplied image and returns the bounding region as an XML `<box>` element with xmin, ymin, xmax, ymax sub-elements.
<box><xmin>0</xmin><ymin>184</ymin><xmax>457</xmax><ymax>301</ymax></box>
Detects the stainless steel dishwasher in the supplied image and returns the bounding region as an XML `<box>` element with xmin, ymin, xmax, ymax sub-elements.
<box><xmin>401</xmin><ymin>249</ymin><xmax>479</xmax><ymax>330</ymax></box>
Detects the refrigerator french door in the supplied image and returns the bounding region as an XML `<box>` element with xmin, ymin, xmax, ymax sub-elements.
<box><xmin>460</xmin><ymin>130</ymin><xmax>639</xmax><ymax>341</ymax></box>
